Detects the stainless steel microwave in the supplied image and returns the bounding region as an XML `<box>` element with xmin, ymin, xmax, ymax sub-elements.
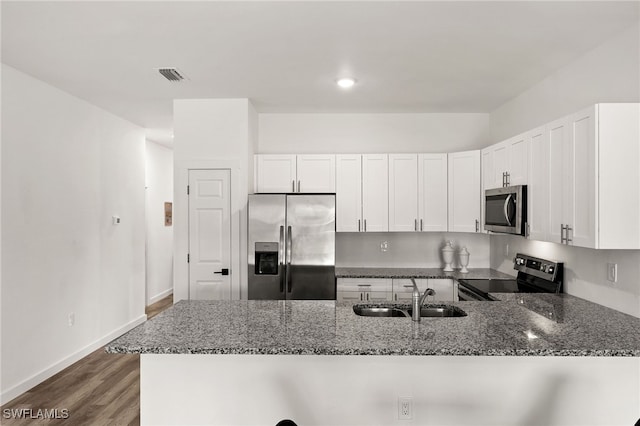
<box><xmin>484</xmin><ymin>185</ymin><xmax>527</xmax><ymax>235</ymax></box>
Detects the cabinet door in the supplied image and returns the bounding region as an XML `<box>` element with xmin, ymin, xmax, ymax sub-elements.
<box><xmin>296</xmin><ymin>155</ymin><xmax>336</xmax><ymax>193</ymax></box>
<box><xmin>367</xmin><ymin>291</ymin><xmax>393</xmax><ymax>303</ymax></box>
<box><xmin>527</xmin><ymin>126</ymin><xmax>549</xmax><ymax>241</ymax></box>
<box><xmin>492</xmin><ymin>143</ymin><xmax>508</xmax><ymax>188</ymax></box>
<box><xmin>481</xmin><ymin>147</ymin><xmax>495</xmax><ymax>190</ymax></box>
<box><xmin>507</xmin><ymin>134</ymin><xmax>529</xmax><ymax>186</ymax></box>
<box><xmin>362</xmin><ymin>154</ymin><xmax>389</xmax><ymax>232</ymax></box>
<box><xmin>427</xmin><ymin>279</ymin><xmax>456</xmax><ymax>302</ymax></box>
<box><xmin>336</xmin><ymin>155</ymin><xmax>362</xmax><ymax>232</ymax></box>
<box><xmin>448</xmin><ymin>150</ymin><xmax>481</xmax><ymax>233</ymax></box>
<box><xmin>388</xmin><ymin>154</ymin><xmax>419</xmax><ymax>232</ymax></box>
<box><xmin>255</xmin><ymin>155</ymin><xmax>297</xmax><ymax>193</ymax></box>
<box><xmin>337</xmin><ymin>291</ymin><xmax>364</xmax><ymax>303</ymax></box>
<box><xmin>418</xmin><ymin>154</ymin><xmax>448</xmax><ymax>231</ymax></box>
<box><xmin>392</xmin><ymin>279</ymin><xmax>418</xmax><ymax>302</ymax></box>
<box><xmin>569</xmin><ymin>106</ymin><xmax>597</xmax><ymax>248</ymax></box>
<box><xmin>547</xmin><ymin>117</ymin><xmax>570</xmax><ymax>244</ymax></box>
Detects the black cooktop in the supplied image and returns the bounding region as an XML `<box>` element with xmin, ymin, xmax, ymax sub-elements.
<box><xmin>459</xmin><ymin>279</ymin><xmax>519</xmax><ymax>294</ymax></box>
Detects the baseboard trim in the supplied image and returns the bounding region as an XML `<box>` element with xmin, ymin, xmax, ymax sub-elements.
<box><xmin>0</xmin><ymin>314</ymin><xmax>147</xmax><ymax>406</ymax></box>
<box><xmin>147</xmin><ymin>288</ymin><xmax>173</xmax><ymax>306</ymax></box>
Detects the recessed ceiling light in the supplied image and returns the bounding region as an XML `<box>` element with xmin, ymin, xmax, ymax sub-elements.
<box><xmin>336</xmin><ymin>78</ymin><xmax>356</xmax><ymax>89</ymax></box>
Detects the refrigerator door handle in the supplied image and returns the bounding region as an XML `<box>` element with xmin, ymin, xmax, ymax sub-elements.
<box><xmin>286</xmin><ymin>225</ymin><xmax>292</xmax><ymax>293</ymax></box>
<box><xmin>279</xmin><ymin>225</ymin><xmax>285</xmax><ymax>293</ymax></box>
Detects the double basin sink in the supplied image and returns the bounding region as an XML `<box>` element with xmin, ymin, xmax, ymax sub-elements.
<box><xmin>353</xmin><ymin>304</ymin><xmax>467</xmax><ymax>318</ymax></box>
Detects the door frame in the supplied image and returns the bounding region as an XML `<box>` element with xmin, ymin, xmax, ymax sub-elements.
<box><xmin>174</xmin><ymin>160</ymin><xmax>245</xmax><ymax>302</ymax></box>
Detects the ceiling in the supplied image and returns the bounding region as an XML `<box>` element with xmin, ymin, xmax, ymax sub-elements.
<box><xmin>2</xmin><ymin>1</ymin><xmax>639</xmax><ymax>145</ymax></box>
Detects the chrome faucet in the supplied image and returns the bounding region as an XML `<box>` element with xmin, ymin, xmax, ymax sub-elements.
<box><xmin>411</xmin><ymin>278</ymin><xmax>435</xmax><ymax>322</ymax></box>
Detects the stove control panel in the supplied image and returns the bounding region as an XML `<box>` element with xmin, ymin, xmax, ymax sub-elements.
<box><xmin>513</xmin><ymin>254</ymin><xmax>562</xmax><ymax>282</ymax></box>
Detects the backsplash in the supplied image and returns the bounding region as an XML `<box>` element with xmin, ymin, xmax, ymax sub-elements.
<box><xmin>336</xmin><ymin>232</ymin><xmax>491</xmax><ymax>268</ymax></box>
<box><xmin>490</xmin><ymin>234</ymin><xmax>640</xmax><ymax>318</ymax></box>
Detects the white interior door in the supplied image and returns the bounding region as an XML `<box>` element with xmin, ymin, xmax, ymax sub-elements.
<box><xmin>188</xmin><ymin>169</ymin><xmax>231</xmax><ymax>300</ymax></box>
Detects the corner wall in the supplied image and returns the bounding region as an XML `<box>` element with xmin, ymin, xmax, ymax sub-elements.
<box><xmin>145</xmin><ymin>140</ymin><xmax>174</xmax><ymax>305</ymax></box>
<box><xmin>490</xmin><ymin>22</ymin><xmax>640</xmax><ymax>142</ymax></box>
<box><xmin>488</xmin><ymin>22</ymin><xmax>640</xmax><ymax>318</ymax></box>
<box><xmin>1</xmin><ymin>65</ymin><xmax>147</xmax><ymax>403</ymax></box>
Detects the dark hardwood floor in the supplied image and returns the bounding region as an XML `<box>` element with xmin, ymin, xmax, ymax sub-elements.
<box><xmin>1</xmin><ymin>294</ymin><xmax>173</xmax><ymax>425</ymax></box>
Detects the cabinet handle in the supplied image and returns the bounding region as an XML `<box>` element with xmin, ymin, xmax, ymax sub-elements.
<box><xmin>394</xmin><ymin>294</ymin><xmax>397</xmax><ymax>301</ymax></box>
<box><xmin>366</xmin><ymin>293</ymin><xmax>370</xmax><ymax>301</ymax></box>
<box><xmin>364</xmin><ymin>219</ymin><xmax>367</xmax><ymax>232</ymax></box>
<box><xmin>358</xmin><ymin>219</ymin><xmax>361</xmax><ymax>232</ymax></box>
<box><xmin>297</xmin><ymin>180</ymin><xmax>301</xmax><ymax>192</ymax></box>
<box><xmin>414</xmin><ymin>219</ymin><xmax>418</xmax><ymax>231</ymax></box>
<box><xmin>560</xmin><ymin>224</ymin><xmax>566</xmax><ymax>244</ymax></box>
<box><xmin>292</xmin><ymin>180</ymin><xmax>295</xmax><ymax>192</ymax></box>
<box><xmin>475</xmin><ymin>219</ymin><xmax>479</xmax><ymax>232</ymax></box>
<box><xmin>420</xmin><ymin>219</ymin><xmax>423</xmax><ymax>231</ymax></box>
<box><xmin>360</xmin><ymin>293</ymin><xmax>363</xmax><ymax>301</ymax></box>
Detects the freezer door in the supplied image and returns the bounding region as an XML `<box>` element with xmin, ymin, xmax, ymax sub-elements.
<box><xmin>286</xmin><ymin>194</ymin><xmax>336</xmax><ymax>300</ymax></box>
<box><xmin>248</xmin><ymin>194</ymin><xmax>286</xmax><ymax>300</ymax></box>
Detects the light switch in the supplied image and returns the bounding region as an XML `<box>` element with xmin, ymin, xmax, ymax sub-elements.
<box><xmin>112</xmin><ymin>216</ymin><xmax>121</xmax><ymax>225</ymax></box>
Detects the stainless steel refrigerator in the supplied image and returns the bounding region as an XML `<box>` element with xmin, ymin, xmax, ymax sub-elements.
<box><xmin>248</xmin><ymin>194</ymin><xmax>336</xmax><ymax>300</ymax></box>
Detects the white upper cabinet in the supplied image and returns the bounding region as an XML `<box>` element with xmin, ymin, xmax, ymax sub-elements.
<box><xmin>361</xmin><ymin>154</ymin><xmax>389</xmax><ymax>232</ymax></box>
<box><xmin>388</xmin><ymin>154</ymin><xmax>419</xmax><ymax>232</ymax></box>
<box><xmin>335</xmin><ymin>154</ymin><xmax>388</xmax><ymax>232</ymax></box>
<box><xmin>296</xmin><ymin>155</ymin><xmax>336</xmax><ymax>193</ymax></box>
<box><xmin>418</xmin><ymin>154</ymin><xmax>448</xmax><ymax>231</ymax></box>
<box><xmin>388</xmin><ymin>153</ymin><xmax>448</xmax><ymax>232</ymax></box>
<box><xmin>255</xmin><ymin>154</ymin><xmax>335</xmax><ymax>193</ymax></box>
<box><xmin>482</xmin><ymin>134</ymin><xmax>529</xmax><ymax>190</ymax></box>
<box><xmin>528</xmin><ymin>103</ymin><xmax>639</xmax><ymax>249</ymax></box>
<box><xmin>255</xmin><ymin>154</ymin><xmax>297</xmax><ymax>193</ymax></box>
<box><xmin>527</xmin><ymin>126</ymin><xmax>548</xmax><ymax>241</ymax></box>
<box><xmin>448</xmin><ymin>150</ymin><xmax>481</xmax><ymax>233</ymax></box>
<box><xmin>336</xmin><ymin>155</ymin><xmax>362</xmax><ymax>232</ymax></box>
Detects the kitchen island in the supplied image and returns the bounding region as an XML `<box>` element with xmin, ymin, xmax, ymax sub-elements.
<box><xmin>107</xmin><ymin>295</ymin><xmax>640</xmax><ymax>425</ymax></box>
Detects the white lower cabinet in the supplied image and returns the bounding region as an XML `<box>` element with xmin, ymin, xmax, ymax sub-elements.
<box><xmin>336</xmin><ymin>278</ymin><xmax>392</xmax><ymax>303</ymax></box>
<box><xmin>392</xmin><ymin>279</ymin><xmax>457</xmax><ymax>302</ymax></box>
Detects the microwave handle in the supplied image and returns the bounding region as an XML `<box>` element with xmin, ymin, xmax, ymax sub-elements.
<box><xmin>503</xmin><ymin>194</ymin><xmax>513</xmax><ymax>226</ymax></box>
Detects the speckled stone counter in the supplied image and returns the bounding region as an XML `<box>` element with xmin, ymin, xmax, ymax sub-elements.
<box><xmin>106</xmin><ymin>293</ymin><xmax>640</xmax><ymax>357</ymax></box>
<box><xmin>335</xmin><ymin>267</ymin><xmax>515</xmax><ymax>280</ymax></box>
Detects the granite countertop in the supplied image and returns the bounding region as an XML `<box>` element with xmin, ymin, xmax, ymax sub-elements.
<box><xmin>335</xmin><ymin>267</ymin><xmax>515</xmax><ymax>280</ymax></box>
<box><xmin>106</xmin><ymin>294</ymin><xmax>640</xmax><ymax>357</ymax></box>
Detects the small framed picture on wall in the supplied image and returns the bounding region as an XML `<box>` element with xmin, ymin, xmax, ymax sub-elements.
<box><xmin>164</xmin><ymin>202</ymin><xmax>172</xmax><ymax>226</ymax></box>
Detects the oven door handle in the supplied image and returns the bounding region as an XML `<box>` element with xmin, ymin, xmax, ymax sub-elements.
<box><xmin>503</xmin><ymin>194</ymin><xmax>513</xmax><ymax>226</ymax></box>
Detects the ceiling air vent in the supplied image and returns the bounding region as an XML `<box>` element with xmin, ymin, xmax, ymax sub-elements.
<box><xmin>157</xmin><ymin>68</ymin><xmax>187</xmax><ymax>82</ymax></box>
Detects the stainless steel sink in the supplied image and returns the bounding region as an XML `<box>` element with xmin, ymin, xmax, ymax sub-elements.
<box><xmin>407</xmin><ymin>305</ymin><xmax>467</xmax><ymax>318</ymax></box>
<box><xmin>353</xmin><ymin>305</ymin><xmax>410</xmax><ymax>318</ymax></box>
<box><xmin>353</xmin><ymin>304</ymin><xmax>467</xmax><ymax>318</ymax></box>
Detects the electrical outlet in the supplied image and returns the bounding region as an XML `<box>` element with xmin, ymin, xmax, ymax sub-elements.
<box><xmin>398</xmin><ymin>397</ymin><xmax>412</xmax><ymax>420</ymax></box>
<box><xmin>607</xmin><ymin>263</ymin><xmax>618</xmax><ymax>283</ymax></box>
<box><xmin>380</xmin><ymin>241</ymin><xmax>389</xmax><ymax>252</ymax></box>
<box><xmin>68</xmin><ymin>312</ymin><xmax>75</xmax><ymax>327</ymax></box>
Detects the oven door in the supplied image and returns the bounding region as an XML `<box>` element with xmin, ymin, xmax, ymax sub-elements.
<box><xmin>484</xmin><ymin>185</ymin><xmax>526</xmax><ymax>235</ymax></box>
<box><xmin>458</xmin><ymin>284</ymin><xmax>494</xmax><ymax>301</ymax></box>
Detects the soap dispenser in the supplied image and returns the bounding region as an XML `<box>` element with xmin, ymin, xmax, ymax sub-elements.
<box><xmin>441</xmin><ymin>240</ymin><xmax>454</xmax><ymax>272</ymax></box>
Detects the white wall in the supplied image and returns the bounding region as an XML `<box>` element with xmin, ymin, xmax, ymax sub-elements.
<box><xmin>0</xmin><ymin>64</ymin><xmax>147</xmax><ymax>404</ymax></box>
<box><xmin>258</xmin><ymin>113</ymin><xmax>490</xmax><ymax>153</ymax></box>
<box><xmin>337</xmin><ymin>232</ymin><xmax>490</xmax><ymax>269</ymax></box>
<box><xmin>145</xmin><ymin>140</ymin><xmax>174</xmax><ymax>305</ymax></box>
<box><xmin>173</xmin><ymin>99</ymin><xmax>256</xmax><ymax>301</ymax></box>
<box><xmin>490</xmin><ymin>22</ymin><xmax>640</xmax><ymax>142</ymax></box>
<box><xmin>488</xmin><ymin>22</ymin><xmax>640</xmax><ymax>318</ymax></box>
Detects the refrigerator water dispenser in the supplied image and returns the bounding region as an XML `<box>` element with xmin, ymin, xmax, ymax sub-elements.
<box><xmin>254</xmin><ymin>242</ymin><xmax>279</xmax><ymax>275</ymax></box>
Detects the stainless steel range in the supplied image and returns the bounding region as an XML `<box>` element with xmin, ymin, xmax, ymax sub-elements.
<box><xmin>457</xmin><ymin>253</ymin><xmax>563</xmax><ymax>301</ymax></box>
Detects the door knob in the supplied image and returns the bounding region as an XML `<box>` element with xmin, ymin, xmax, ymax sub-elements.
<box><xmin>214</xmin><ymin>268</ymin><xmax>229</xmax><ymax>276</ymax></box>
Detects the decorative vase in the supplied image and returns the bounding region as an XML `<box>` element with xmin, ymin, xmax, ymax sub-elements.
<box><xmin>441</xmin><ymin>240</ymin><xmax>454</xmax><ymax>272</ymax></box>
<box><xmin>459</xmin><ymin>246</ymin><xmax>470</xmax><ymax>273</ymax></box>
